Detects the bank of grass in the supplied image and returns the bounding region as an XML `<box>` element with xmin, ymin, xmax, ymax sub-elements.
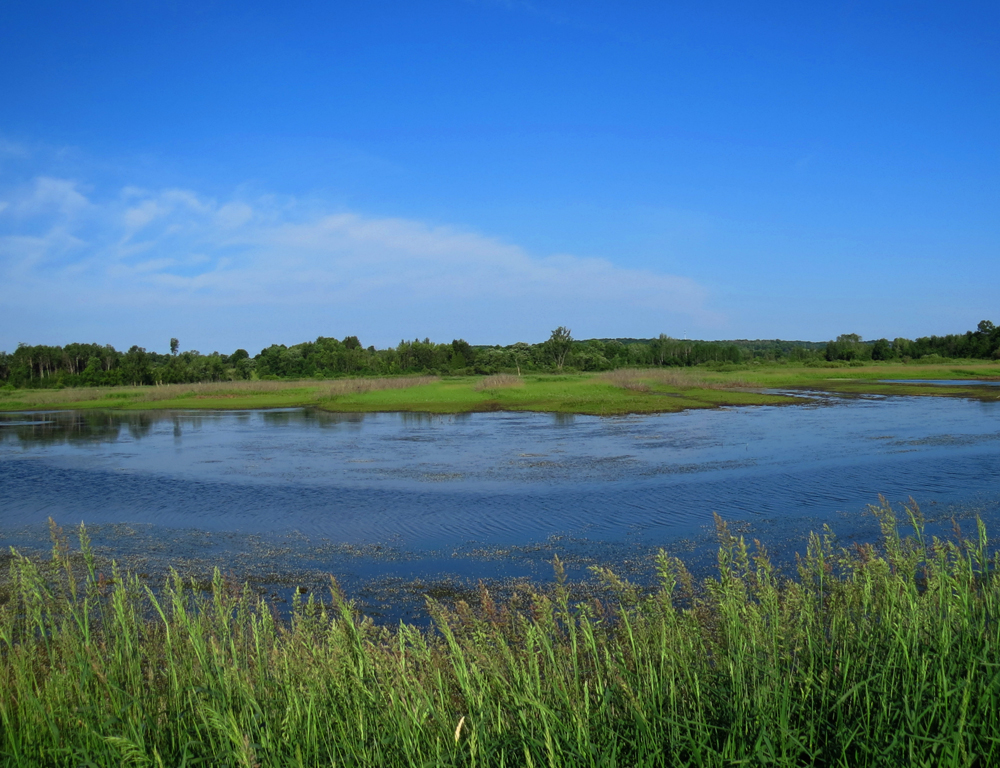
<box><xmin>2</xmin><ymin>500</ymin><xmax>999</xmax><ymax>766</ymax></box>
<box><xmin>0</xmin><ymin>378</ymin><xmax>325</xmax><ymax>412</ymax></box>
<box><xmin>318</xmin><ymin>372</ymin><xmax>793</xmax><ymax>415</ymax></box>
<box><xmin>0</xmin><ymin>377</ymin><xmax>445</xmax><ymax>414</ymax></box>
<box><xmin>1</xmin><ymin>360</ymin><xmax>998</xmax><ymax>416</ymax></box>
<box><xmin>0</xmin><ymin>372</ymin><xmax>791</xmax><ymax>415</ymax></box>
<box><xmin>690</xmin><ymin>360</ymin><xmax>1000</xmax><ymax>396</ymax></box>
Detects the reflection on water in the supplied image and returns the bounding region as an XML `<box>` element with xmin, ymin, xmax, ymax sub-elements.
<box><xmin>0</xmin><ymin>408</ymin><xmax>363</xmax><ymax>446</ymax></box>
<box><xmin>2</xmin><ymin>398</ymin><xmax>1000</xmax><ymax>611</ymax></box>
<box><xmin>0</xmin><ymin>410</ymin><xmax>158</xmax><ymax>445</ymax></box>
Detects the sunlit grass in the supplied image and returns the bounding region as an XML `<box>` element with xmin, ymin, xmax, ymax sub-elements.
<box><xmin>2</xmin><ymin>360</ymin><xmax>998</xmax><ymax>416</ymax></box>
<box><xmin>317</xmin><ymin>373</ymin><xmax>792</xmax><ymax>415</ymax></box>
<box><xmin>2</xmin><ymin>500</ymin><xmax>998</xmax><ymax>766</ymax></box>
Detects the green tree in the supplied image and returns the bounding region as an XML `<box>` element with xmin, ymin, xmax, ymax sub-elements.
<box><xmin>826</xmin><ymin>333</ymin><xmax>869</xmax><ymax>362</ymax></box>
<box><xmin>651</xmin><ymin>333</ymin><xmax>675</xmax><ymax>366</ymax></box>
<box><xmin>545</xmin><ymin>327</ymin><xmax>573</xmax><ymax>370</ymax></box>
<box><xmin>450</xmin><ymin>339</ymin><xmax>475</xmax><ymax>370</ymax></box>
<box><xmin>81</xmin><ymin>356</ymin><xmax>103</xmax><ymax>385</ymax></box>
<box><xmin>121</xmin><ymin>346</ymin><xmax>151</xmax><ymax>386</ymax></box>
<box><xmin>870</xmin><ymin>338</ymin><xmax>893</xmax><ymax>361</ymax></box>
<box><xmin>235</xmin><ymin>357</ymin><xmax>256</xmax><ymax>380</ymax></box>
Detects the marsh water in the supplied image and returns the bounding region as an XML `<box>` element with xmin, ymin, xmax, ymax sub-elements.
<box><xmin>3</xmin><ymin>394</ymin><xmax>1000</xmax><ymax>618</ymax></box>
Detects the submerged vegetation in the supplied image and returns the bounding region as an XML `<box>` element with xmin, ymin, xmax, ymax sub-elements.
<box><xmin>2</xmin><ymin>501</ymin><xmax>998</xmax><ymax>766</ymax></box>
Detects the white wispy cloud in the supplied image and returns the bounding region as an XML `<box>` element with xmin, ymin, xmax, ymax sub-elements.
<box><xmin>0</xmin><ymin>176</ymin><xmax>720</xmax><ymax>349</ymax></box>
<box><xmin>9</xmin><ymin>177</ymin><xmax>90</xmax><ymax>219</ymax></box>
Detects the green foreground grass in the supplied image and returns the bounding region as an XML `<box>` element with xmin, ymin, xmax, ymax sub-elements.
<box><xmin>2</xmin><ymin>501</ymin><xmax>999</xmax><ymax>767</ymax></box>
<box><xmin>2</xmin><ymin>361</ymin><xmax>998</xmax><ymax>416</ymax></box>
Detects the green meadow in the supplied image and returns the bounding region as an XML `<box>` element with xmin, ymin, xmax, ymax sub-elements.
<box><xmin>1</xmin><ymin>361</ymin><xmax>998</xmax><ymax>415</ymax></box>
<box><xmin>2</xmin><ymin>501</ymin><xmax>998</xmax><ymax>766</ymax></box>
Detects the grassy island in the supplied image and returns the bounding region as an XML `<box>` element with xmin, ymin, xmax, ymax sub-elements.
<box><xmin>1</xmin><ymin>361</ymin><xmax>998</xmax><ymax>416</ymax></box>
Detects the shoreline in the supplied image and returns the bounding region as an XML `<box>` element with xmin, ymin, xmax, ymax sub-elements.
<box><xmin>2</xmin><ymin>362</ymin><xmax>999</xmax><ymax>416</ymax></box>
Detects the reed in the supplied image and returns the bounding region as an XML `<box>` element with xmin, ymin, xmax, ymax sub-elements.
<box><xmin>600</xmin><ymin>368</ymin><xmax>756</xmax><ymax>391</ymax></box>
<box><xmin>473</xmin><ymin>373</ymin><xmax>524</xmax><ymax>391</ymax></box>
<box><xmin>598</xmin><ymin>368</ymin><xmax>653</xmax><ymax>391</ymax></box>
<box><xmin>1</xmin><ymin>500</ymin><xmax>998</xmax><ymax>766</ymax></box>
<box><xmin>325</xmin><ymin>375</ymin><xmax>440</xmax><ymax>397</ymax></box>
<box><xmin>0</xmin><ymin>379</ymin><xmax>319</xmax><ymax>406</ymax></box>
<box><xmin>0</xmin><ymin>384</ymin><xmax>118</xmax><ymax>406</ymax></box>
<box><xmin>140</xmin><ymin>379</ymin><xmax>318</xmax><ymax>401</ymax></box>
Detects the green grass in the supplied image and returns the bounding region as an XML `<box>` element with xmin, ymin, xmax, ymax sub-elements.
<box><xmin>2</xmin><ymin>501</ymin><xmax>999</xmax><ymax>766</ymax></box>
<box><xmin>0</xmin><ymin>379</ymin><xmax>326</xmax><ymax>412</ymax></box>
<box><xmin>317</xmin><ymin>373</ymin><xmax>792</xmax><ymax>415</ymax></box>
<box><xmin>2</xmin><ymin>360</ymin><xmax>998</xmax><ymax>416</ymax></box>
<box><xmin>692</xmin><ymin>360</ymin><xmax>1000</xmax><ymax>393</ymax></box>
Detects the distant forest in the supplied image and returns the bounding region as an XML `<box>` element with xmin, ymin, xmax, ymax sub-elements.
<box><xmin>1</xmin><ymin>321</ymin><xmax>998</xmax><ymax>389</ymax></box>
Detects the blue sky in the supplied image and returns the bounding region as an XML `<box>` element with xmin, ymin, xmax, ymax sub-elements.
<box><xmin>1</xmin><ymin>1</ymin><xmax>997</xmax><ymax>354</ymax></box>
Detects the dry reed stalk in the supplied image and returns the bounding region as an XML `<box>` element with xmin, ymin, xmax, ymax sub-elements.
<box><xmin>4</xmin><ymin>386</ymin><xmax>113</xmax><ymax>405</ymax></box>
<box><xmin>139</xmin><ymin>379</ymin><xmax>318</xmax><ymax>401</ymax></box>
<box><xmin>325</xmin><ymin>375</ymin><xmax>439</xmax><ymax>397</ymax></box>
<box><xmin>8</xmin><ymin>378</ymin><xmax>346</xmax><ymax>406</ymax></box>
<box><xmin>599</xmin><ymin>368</ymin><xmax>754</xmax><ymax>391</ymax></box>
<box><xmin>474</xmin><ymin>373</ymin><xmax>523</xmax><ymax>391</ymax></box>
<box><xmin>597</xmin><ymin>369</ymin><xmax>653</xmax><ymax>391</ymax></box>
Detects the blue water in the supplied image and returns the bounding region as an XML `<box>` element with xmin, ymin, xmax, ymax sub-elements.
<box><xmin>2</xmin><ymin>396</ymin><xmax>1000</xmax><ymax>616</ymax></box>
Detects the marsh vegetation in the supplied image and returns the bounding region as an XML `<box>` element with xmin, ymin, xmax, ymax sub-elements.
<box><xmin>473</xmin><ymin>373</ymin><xmax>525</xmax><ymax>391</ymax></box>
<box><xmin>2</xmin><ymin>501</ymin><xmax>997</xmax><ymax>766</ymax></box>
<box><xmin>2</xmin><ymin>361</ymin><xmax>997</xmax><ymax>416</ymax></box>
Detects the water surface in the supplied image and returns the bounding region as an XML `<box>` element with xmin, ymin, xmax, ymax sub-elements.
<box><xmin>3</xmin><ymin>396</ymin><xmax>999</xmax><ymax>615</ymax></box>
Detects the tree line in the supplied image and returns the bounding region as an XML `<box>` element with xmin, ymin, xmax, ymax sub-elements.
<box><xmin>1</xmin><ymin>322</ymin><xmax>997</xmax><ymax>389</ymax></box>
<box><xmin>822</xmin><ymin>322</ymin><xmax>1000</xmax><ymax>362</ymax></box>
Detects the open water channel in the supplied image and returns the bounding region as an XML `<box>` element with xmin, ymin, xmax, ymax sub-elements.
<box><xmin>2</xmin><ymin>392</ymin><xmax>1000</xmax><ymax>619</ymax></box>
